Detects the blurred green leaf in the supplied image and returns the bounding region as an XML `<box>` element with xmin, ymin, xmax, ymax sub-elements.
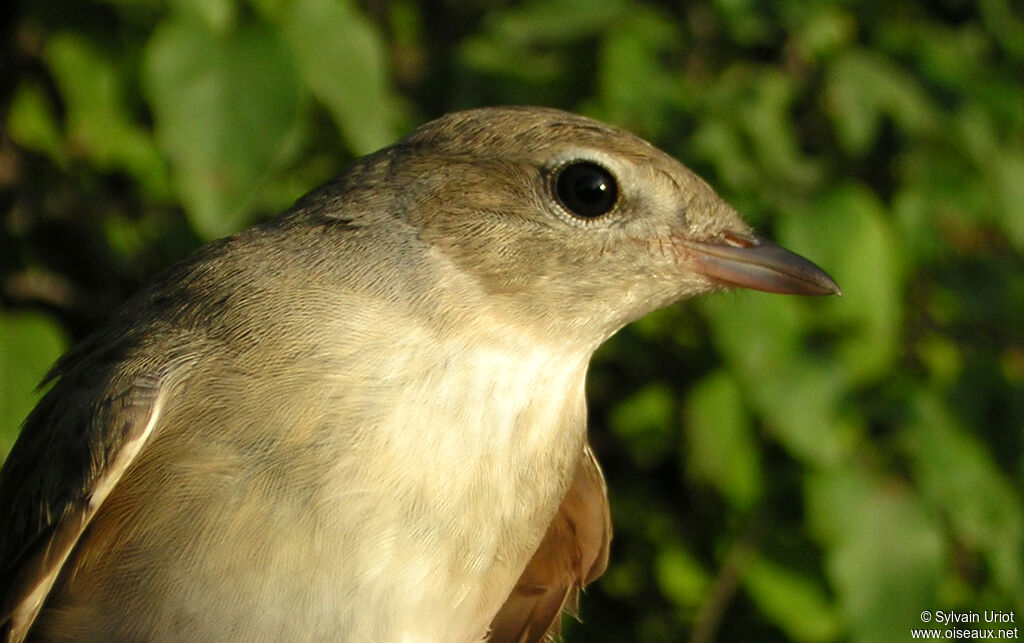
<box><xmin>807</xmin><ymin>467</ymin><xmax>945</xmax><ymax>643</ymax></box>
<box><xmin>980</xmin><ymin>0</ymin><xmax>1024</xmax><ymax>60</ymax></box>
<box><xmin>903</xmin><ymin>392</ymin><xmax>1024</xmax><ymax>599</ymax></box>
<box><xmin>713</xmin><ymin>0</ymin><xmax>772</xmax><ymax>45</ymax></box>
<box><xmin>878</xmin><ymin>20</ymin><xmax>989</xmax><ymax>93</ymax></box>
<box><xmin>7</xmin><ymin>82</ymin><xmax>64</xmax><ymax>163</ymax></box>
<box><xmin>689</xmin><ymin>65</ymin><xmax>822</xmax><ymax>202</ymax></box>
<box><xmin>261</xmin><ymin>0</ymin><xmax>402</xmax><ymax>155</ymax></box>
<box><xmin>691</xmin><ymin>116</ymin><xmax>761</xmax><ymax>193</ymax></box>
<box><xmin>486</xmin><ymin>0</ymin><xmax>628</xmax><ymax>44</ymax></box>
<box><xmin>682</xmin><ymin>369</ymin><xmax>761</xmax><ymax>510</ymax></box>
<box><xmin>990</xmin><ymin>151</ymin><xmax>1024</xmax><ymax>250</ymax></box>
<box><xmin>655</xmin><ymin>544</ymin><xmax>711</xmax><ymax>610</ymax></box>
<box><xmin>592</xmin><ymin>7</ymin><xmax>681</xmax><ymax>134</ymax></box>
<box><xmin>915</xmin><ymin>334</ymin><xmax>963</xmax><ymax>390</ymax></box>
<box><xmin>0</xmin><ymin>310</ymin><xmax>67</xmax><ymax>458</ymax></box>
<box><xmin>782</xmin><ymin>183</ymin><xmax>904</xmax><ymax>384</ymax></box>
<box><xmin>742</xmin><ymin>554</ymin><xmax>841</xmax><ymax>642</ymax></box>
<box><xmin>701</xmin><ymin>293</ymin><xmax>853</xmax><ymax>467</ymax></box>
<box><xmin>610</xmin><ymin>382</ymin><xmax>675</xmax><ymax>468</ymax></box>
<box><xmin>789</xmin><ymin>5</ymin><xmax>856</xmax><ymax>61</ymax></box>
<box><xmin>737</xmin><ymin>71</ymin><xmax>822</xmax><ymax>188</ymax></box>
<box><xmin>44</xmin><ymin>32</ymin><xmax>170</xmax><ymax>198</ymax></box>
<box><xmin>143</xmin><ymin>15</ymin><xmax>302</xmax><ymax>238</ymax></box>
<box><xmin>458</xmin><ymin>0</ymin><xmax>629</xmax><ymax>106</ymax></box>
<box><xmin>170</xmin><ymin>0</ymin><xmax>237</xmax><ymax>33</ymax></box>
<box><xmin>825</xmin><ymin>50</ymin><xmax>940</xmax><ymax>156</ymax></box>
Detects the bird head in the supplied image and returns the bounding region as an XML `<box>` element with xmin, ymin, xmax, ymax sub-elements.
<box><xmin>321</xmin><ymin>107</ymin><xmax>840</xmax><ymax>345</ymax></box>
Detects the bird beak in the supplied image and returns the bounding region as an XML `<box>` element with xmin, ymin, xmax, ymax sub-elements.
<box><xmin>681</xmin><ymin>232</ymin><xmax>842</xmax><ymax>296</ymax></box>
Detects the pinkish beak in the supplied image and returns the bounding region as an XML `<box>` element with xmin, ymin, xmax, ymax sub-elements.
<box><xmin>682</xmin><ymin>232</ymin><xmax>841</xmax><ymax>296</ymax></box>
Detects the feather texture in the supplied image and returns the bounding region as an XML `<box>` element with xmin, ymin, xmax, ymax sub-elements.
<box><xmin>488</xmin><ymin>444</ymin><xmax>610</xmax><ymax>643</ymax></box>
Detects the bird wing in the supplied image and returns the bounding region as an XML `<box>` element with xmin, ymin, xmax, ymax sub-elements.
<box><xmin>0</xmin><ymin>365</ymin><xmax>180</xmax><ymax>643</ymax></box>
<box><xmin>488</xmin><ymin>443</ymin><xmax>612</xmax><ymax>643</ymax></box>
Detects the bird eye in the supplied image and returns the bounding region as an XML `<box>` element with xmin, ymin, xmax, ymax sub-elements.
<box><xmin>553</xmin><ymin>162</ymin><xmax>618</xmax><ymax>219</ymax></box>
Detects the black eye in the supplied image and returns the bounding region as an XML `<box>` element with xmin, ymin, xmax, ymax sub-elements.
<box><xmin>553</xmin><ymin>162</ymin><xmax>618</xmax><ymax>219</ymax></box>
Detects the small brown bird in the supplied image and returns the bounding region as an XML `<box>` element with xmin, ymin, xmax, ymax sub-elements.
<box><xmin>0</xmin><ymin>107</ymin><xmax>839</xmax><ymax>642</ymax></box>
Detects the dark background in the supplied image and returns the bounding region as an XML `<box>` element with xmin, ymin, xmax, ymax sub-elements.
<box><xmin>2</xmin><ymin>1</ymin><xmax>1022</xmax><ymax>641</ymax></box>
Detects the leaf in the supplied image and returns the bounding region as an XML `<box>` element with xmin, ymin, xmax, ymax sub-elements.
<box><xmin>781</xmin><ymin>183</ymin><xmax>904</xmax><ymax>385</ymax></box>
<box><xmin>682</xmin><ymin>369</ymin><xmax>761</xmax><ymax>510</ymax></box>
<box><xmin>457</xmin><ymin>0</ymin><xmax>629</xmax><ymax>107</ymax></box>
<box><xmin>487</xmin><ymin>0</ymin><xmax>628</xmax><ymax>44</ymax></box>
<box><xmin>742</xmin><ymin>554</ymin><xmax>841</xmax><ymax>642</ymax></box>
<box><xmin>713</xmin><ymin>0</ymin><xmax>772</xmax><ymax>45</ymax></box>
<box><xmin>690</xmin><ymin>117</ymin><xmax>761</xmax><ymax>192</ymax></box>
<box><xmin>593</xmin><ymin>7</ymin><xmax>681</xmax><ymax>134</ymax></box>
<box><xmin>825</xmin><ymin>49</ymin><xmax>940</xmax><ymax>156</ymax></box>
<box><xmin>876</xmin><ymin>20</ymin><xmax>989</xmax><ymax>93</ymax></box>
<box><xmin>737</xmin><ymin>71</ymin><xmax>822</xmax><ymax>188</ymax></box>
<box><xmin>609</xmin><ymin>383</ymin><xmax>675</xmax><ymax>468</ymax></box>
<box><xmin>807</xmin><ymin>467</ymin><xmax>945</xmax><ymax>643</ymax></box>
<box><xmin>902</xmin><ymin>392</ymin><xmax>1024</xmax><ymax>597</ymax></box>
<box><xmin>43</xmin><ymin>33</ymin><xmax>170</xmax><ymax>197</ymax></box>
<box><xmin>6</xmin><ymin>81</ymin><xmax>64</xmax><ymax>163</ymax></box>
<box><xmin>791</xmin><ymin>5</ymin><xmax>856</xmax><ymax>60</ymax></box>
<box><xmin>263</xmin><ymin>0</ymin><xmax>402</xmax><ymax>155</ymax></box>
<box><xmin>169</xmin><ymin>0</ymin><xmax>237</xmax><ymax>33</ymax></box>
<box><xmin>0</xmin><ymin>310</ymin><xmax>67</xmax><ymax>459</ymax></box>
<box><xmin>655</xmin><ymin>544</ymin><xmax>711</xmax><ymax>609</ymax></box>
<box><xmin>990</xmin><ymin>151</ymin><xmax>1024</xmax><ymax>250</ymax></box>
<box><xmin>700</xmin><ymin>293</ymin><xmax>853</xmax><ymax>467</ymax></box>
<box><xmin>689</xmin><ymin>67</ymin><xmax>823</xmax><ymax>194</ymax></box>
<box><xmin>143</xmin><ymin>16</ymin><xmax>302</xmax><ymax>238</ymax></box>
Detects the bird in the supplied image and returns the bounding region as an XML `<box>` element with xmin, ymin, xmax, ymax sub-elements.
<box><xmin>0</xmin><ymin>106</ymin><xmax>839</xmax><ymax>642</ymax></box>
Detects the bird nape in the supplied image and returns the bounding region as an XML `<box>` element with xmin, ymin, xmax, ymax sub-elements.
<box><xmin>0</xmin><ymin>106</ymin><xmax>838</xmax><ymax>643</ymax></box>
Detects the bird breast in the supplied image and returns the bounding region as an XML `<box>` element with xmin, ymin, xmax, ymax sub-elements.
<box><xmin>310</xmin><ymin>321</ymin><xmax>593</xmax><ymax>640</ymax></box>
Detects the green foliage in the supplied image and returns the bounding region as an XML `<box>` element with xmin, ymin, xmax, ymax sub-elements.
<box><xmin>0</xmin><ymin>312</ymin><xmax>67</xmax><ymax>455</ymax></box>
<box><xmin>808</xmin><ymin>465</ymin><xmax>946</xmax><ymax>643</ymax></box>
<box><xmin>683</xmin><ymin>370</ymin><xmax>761</xmax><ymax>511</ymax></box>
<box><xmin>743</xmin><ymin>553</ymin><xmax>841</xmax><ymax>642</ymax></box>
<box><xmin>2</xmin><ymin>0</ymin><xmax>1022</xmax><ymax>640</ymax></box>
<box><xmin>144</xmin><ymin>16</ymin><xmax>304</xmax><ymax>237</ymax></box>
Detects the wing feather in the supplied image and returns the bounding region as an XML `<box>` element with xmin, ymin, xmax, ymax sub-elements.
<box><xmin>488</xmin><ymin>443</ymin><xmax>611</xmax><ymax>643</ymax></box>
<box><xmin>0</xmin><ymin>368</ymin><xmax>179</xmax><ymax>643</ymax></box>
